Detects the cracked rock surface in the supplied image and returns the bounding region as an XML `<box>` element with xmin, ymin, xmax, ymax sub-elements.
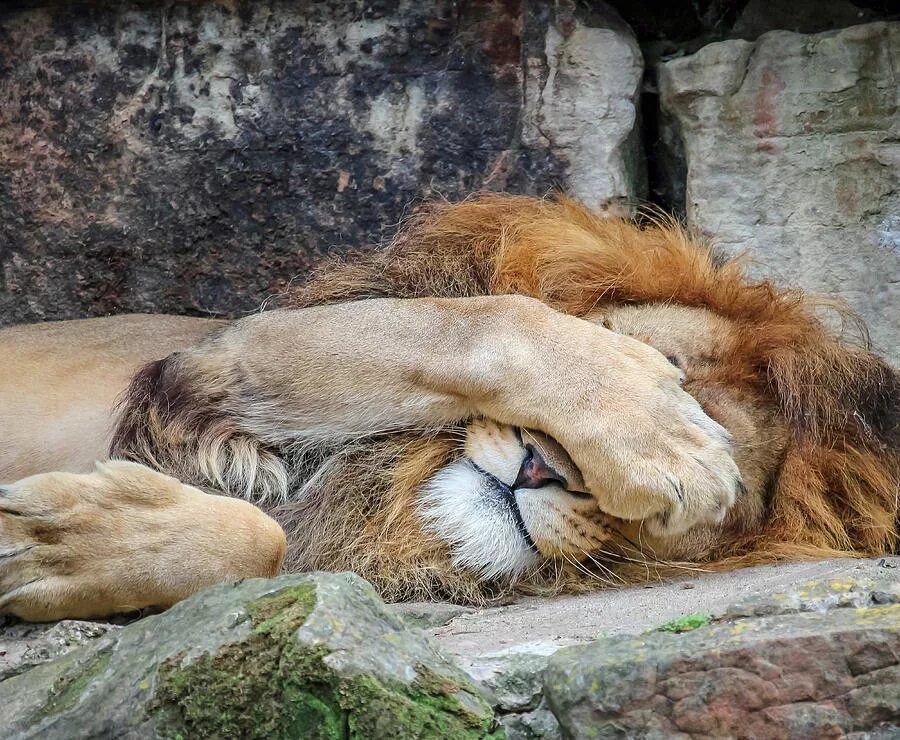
<box><xmin>0</xmin><ymin>0</ymin><xmax>642</xmax><ymax>326</ymax></box>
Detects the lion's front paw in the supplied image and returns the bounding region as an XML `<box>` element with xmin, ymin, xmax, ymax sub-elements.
<box><xmin>626</xmin><ymin>392</ymin><xmax>741</xmax><ymax>537</ymax></box>
<box><xmin>0</xmin><ymin>461</ymin><xmax>286</xmax><ymax>622</ymax></box>
<box><xmin>582</xmin><ymin>381</ymin><xmax>742</xmax><ymax>536</ymax></box>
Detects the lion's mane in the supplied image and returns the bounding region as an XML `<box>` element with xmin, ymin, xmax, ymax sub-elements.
<box><xmin>281</xmin><ymin>194</ymin><xmax>898</xmax><ymax>590</ymax></box>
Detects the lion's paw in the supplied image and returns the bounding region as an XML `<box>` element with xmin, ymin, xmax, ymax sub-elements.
<box><xmin>606</xmin><ymin>393</ymin><xmax>741</xmax><ymax>536</ymax></box>
<box><xmin>569</xmin><ymin>379</ymin><xmax>743</xmax><ymax>537</ymax></box>
<box><xmin>0</xmin><ymin>461</ymin><xmax>285</xmax><ymax>622</ymax></box>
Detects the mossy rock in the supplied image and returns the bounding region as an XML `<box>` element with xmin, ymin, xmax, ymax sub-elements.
<box><xmin>0</xmin><ymin>573</ymin><xmax>500</xmax><ymax>739</ymax></box>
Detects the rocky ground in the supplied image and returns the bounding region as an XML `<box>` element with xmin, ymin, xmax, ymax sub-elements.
<box><xmin>2</xmin><ymin>557</ymin><xmax>898</xmax><ymax>738</ymax></box>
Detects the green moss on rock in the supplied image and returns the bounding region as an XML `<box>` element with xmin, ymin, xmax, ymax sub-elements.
<box><xmin>154</xmin><ymin>583</ymin><xmax>500</xmax><ymax>739</ymax></box>
<box><xmin>44</xmin><ymin>649</ymin><xmax>112</xmax><ymax>717</ymax></box>
<box><xmin>248</xmin><ymin>584</ymin><xmax>319</xmax><ymax>637</ymax></box>
<box><xmin>657</xmin><ymin>612</ymin><xmax>711</xmax><ymax>633</ymax></box>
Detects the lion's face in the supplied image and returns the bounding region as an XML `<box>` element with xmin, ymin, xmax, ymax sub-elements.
<box><xmin>416</xmin><ymin>303</ymin><xmax>790</xmax><ymax>581</ymax></box>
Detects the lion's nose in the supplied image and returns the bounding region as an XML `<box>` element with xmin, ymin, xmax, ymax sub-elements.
<box><xmin>512</xmin><ymin>444</ymin><xmax>567</xmax><ymax>490</ymax></box>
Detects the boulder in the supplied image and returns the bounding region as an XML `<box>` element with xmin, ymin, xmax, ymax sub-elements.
<box><xmin>543</xmin><ymin>605</ymin><xmax>900</xmax><ymax>738</ymax></box>
<box><xmin>0</xmin><ymin>572</ymin><xmax>499</xmax><ymax>739</ymax></box>
<box><xmin>659</xmin><ymin>22</ymin><xmax>900</xmax><ymax>364</ymax></box>
<box><xmin>0</xmin><ymin>0</ymin><xmax>643</xmax><ymax>325</ymax></box>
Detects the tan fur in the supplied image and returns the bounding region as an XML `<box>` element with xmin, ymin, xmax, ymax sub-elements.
<box><xmin>1</xmin><ymin>194</ymin><xmax>897</xmax><ymax>620</ymax></box>
<box><xmin>0</xmin><ymin>314</ymin><xmax>221</xmax><ymax>479</ymax></box>
<box><xmin>0</xmin><ymin>461</ymin><xmax>285</xmax><ymax>621</ymax></box>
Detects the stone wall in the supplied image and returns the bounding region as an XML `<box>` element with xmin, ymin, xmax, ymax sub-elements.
<box><xmin>1</xmin><ymin>1</ymin><xmax>897</xmax><ymax>362</ymax></box>
<box><xmin>659</xmin><ymin>22</ymin><xmax>899</xmax><ymax>361</ymax></box>
<box><xmin>0</xmin><ymin>0</ymin><xmax>642</xmax><ymax>323</ymax></box>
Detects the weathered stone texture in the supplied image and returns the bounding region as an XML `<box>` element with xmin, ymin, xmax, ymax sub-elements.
<box><xmin>2</xmin><ymin>563</ymin><xmax>900</xmax><ymax>738</ymax></box>
<box><xmin>0</xmin><ymin>0</ymin><xmax>643</xmax><ymax>325</ymax></box>
<box><xmin>726</xmin><ymin>571</ymin><xmax>900</xmax><ymax>618</ymax></box>
<box><xmin>659</xmin><ymin>22</ymin><xmax>900</xmax><ymax>364</ymax></box>
<box><xmin>0</xmin><ymin>572</ymin><xmax>499</xmax><ymax>739</ymax></box>
<box><xmin>522</xmin><ymin>8</ymin><xmax>644</xmax><ymax>207</ymax></box>
<box><xmin>0</xmin><ymin>618</ymin><xmax>119</xmax><ymax>682</ymax></box>
<box><xmin>543</xmin><ymin>605</ymin><xmax>900</xmax><ymax>738</ymax></box>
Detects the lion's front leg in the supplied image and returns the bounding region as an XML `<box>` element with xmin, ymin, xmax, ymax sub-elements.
<box><xmin>109</xmin><ymin>296</ymin><xmax>741</xmax><ymax>539</ymax></box>
<box><xmin>0</xmin><ymin>461</ymin><xmax>285</xmax><ymax>622</ymax></box>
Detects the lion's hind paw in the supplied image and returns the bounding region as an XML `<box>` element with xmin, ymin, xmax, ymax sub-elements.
<box><xmin>0</xmin><ymin>462</ymin><xmax>286</xmax><ymax>622</ymax></box>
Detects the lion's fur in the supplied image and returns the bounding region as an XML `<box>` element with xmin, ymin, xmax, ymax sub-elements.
<box><xmin>282</xmin><ymin>195</ymin><xmax>898</xmax><ymax>578</ymax></box>
<box><xmin>109</xmin><ymin>194</ymin><xmax>898</xmax><ymax>604</ymax></box>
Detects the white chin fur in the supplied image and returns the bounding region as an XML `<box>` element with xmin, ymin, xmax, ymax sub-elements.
<box><xmin>417</xmin><ymin>460</ymin><xmax>539</xmax><ymax>581</ymax></box>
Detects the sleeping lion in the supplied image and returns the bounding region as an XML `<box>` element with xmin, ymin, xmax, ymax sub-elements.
<box><xmin>1</xmin><ymin>195</ymin><xmax>898</xmax><ymax>621</ymax></box>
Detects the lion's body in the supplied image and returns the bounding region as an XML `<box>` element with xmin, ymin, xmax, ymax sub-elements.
<box><xmin>0</xmin><ymin>314</ymin><xmax>221</xmax><ymax>480</ymax></box>
<box><xmin>1</xmin><ymin>195</ymin><xmax>897</xmax><ymax>620</ymax></box>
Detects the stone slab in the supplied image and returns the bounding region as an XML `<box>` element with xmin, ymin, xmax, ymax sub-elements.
<box><xmin>425</xmin><ymin>557</ymin><xmax>900</xmax><ymax>659</ymax></box>
<box><xmin>659</xmin><ymin>22</ymin><xmax>900</xmax><ymax>364</ymax></box>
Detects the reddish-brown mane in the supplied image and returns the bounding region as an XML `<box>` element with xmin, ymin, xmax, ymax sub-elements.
<box><xmin>290</xmin><ymin>193</ymin><xmax>899</xmax><ymax>562</ymax></box>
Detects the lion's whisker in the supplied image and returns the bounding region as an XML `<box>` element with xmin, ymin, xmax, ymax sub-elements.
<box><xmin>577</xmin><ymin>548</ymin><xmax>627</xmax><ymax>584</ymax></box>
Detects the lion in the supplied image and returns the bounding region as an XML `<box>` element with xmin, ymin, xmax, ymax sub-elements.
<box><xmin>1</xmin><ymin>194</ymin><xmax>897</xmax><ymax>621</ymax></box>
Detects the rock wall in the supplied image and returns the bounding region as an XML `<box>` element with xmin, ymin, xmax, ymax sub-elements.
<box><xmin>0</xmin><ymin>0</ymin><xmax>642</xmax><ymax>324</ymax></box>
<box><xmin>659</xmin><ymin>22</ymin><xmax>899</xmax><ymax>362</ymax></box>
<box><xmin>0</xmin><ymin>1</ymin><xmax>897</xmax><ymax>365</ymax></box>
